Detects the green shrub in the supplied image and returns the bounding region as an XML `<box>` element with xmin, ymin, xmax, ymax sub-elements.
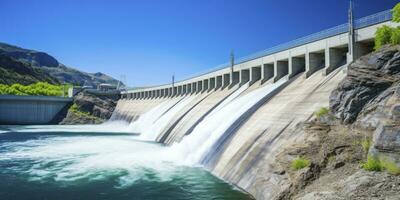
<box><xmin>393</xmin><ymin>3</ymin><xmax>400</xmax><ymax>23</ymax></box>
<box><xmin>0</xmin><ymin>82</ymin><xmax>71</xmax><ymax>96</ymax></box>
<box><xmin>381</xmin><ymin>159</ymin><xmax>400</xmax><ymax>175</ymax></box>
<box><xmin>314</xmin><ymin>107</ymin><xmax>329</xmax><ymax>118</ymax></box>
<box><xmin>68</xmin><ymin>103</ymin><xmax>97</xmax><ymax>119</ymax></box>
<box><xmin>374</xmin><ymin>3</ymin><xmax>400</xmax><ymax>50</ymax></box>
<box><xmin>362</xmin><ymin>156</ymin><xmax>383</xmax><ymax>171</ymax></box>
<box><xmin>291</xmin><ymin>157</ymin><xmax>310</xmax><ymax>170</ymax></box>
<box><xmin>69</xmin><ymin>103</ymin><xmax>79</xmax><ymax>112</ymax></box>
<box><xmin>375</xmin><ymin>25</ymin><xmax>393</xmax><ymax>50</ymax></box>
<box><xmin>391</xmin><ymin>27</ymin><xmax>400</xmax><ymax>45</ymax></box>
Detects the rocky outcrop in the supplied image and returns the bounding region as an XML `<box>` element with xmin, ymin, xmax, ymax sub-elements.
<box><xmin>330</xmin><ymin>45</ymin><xmax>400</xmax><ymax>167</ymax></box>
<box><xmin>270</xmin><ymin>116</ymin><xmax>400</xmax><ymax>200</ymax></box>
<box><xmin>330</xmin><ymin>45</ymin><xmax>400</xmax><ymax>125</ymax></box>
<box><xmin>60</xmin><ymin>91</ymin><xmax>119</xmax><ymax>124</ymax></box>
<box><xmin>261</xmin><ymin>46</ymin><xmax>400</xmax><ymax>199</ymax></box>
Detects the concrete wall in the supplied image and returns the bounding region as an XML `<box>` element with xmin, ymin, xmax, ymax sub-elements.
<box><xmin>263</xmin><ymin>63</ymin><xmax>274</xmax><ymax>82</ymax></box>
<box><xmin>251</xmin><ymin>66</ymin><xmax>262</xmax><ymax>84</ymax></box>
<box><xmin>0</xmin><ymin>95</ymin><xmax>72</xmax><ymax>125</ymax></box>
<box><xmin>274</xmin><ymin>60</ymin><xmax>288</xmax><ymax>82</ymax></box>
<box><xmin>289</xmin><ymin>56</ymin><xmax>305</xmax><ymax>78</ymax></box>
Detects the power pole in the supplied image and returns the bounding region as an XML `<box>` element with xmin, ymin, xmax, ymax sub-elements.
<box><xmin>348</xmin><ymin>0</ymin><xmax>356</xmax><ymax>62</ymax></box>
<box><xmin>230</xmin><ymin>49</ymin><xmax>235</xmax><ymax>73</ymax></box>
<box><xmin>172</xmin><ymin>74</ymin><xmax>175</xmax><ymax>87</ymax></box>
<box><xmin>117</xmin><ymin>74</ymin><xmax>126</xmax><ymax>90</ymax></box>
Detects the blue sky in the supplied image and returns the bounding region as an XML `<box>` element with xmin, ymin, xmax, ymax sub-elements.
<box><xmin>0</xmin><ymin>0</ymin><xmax>397</xmax><ymax>86</ymax></box>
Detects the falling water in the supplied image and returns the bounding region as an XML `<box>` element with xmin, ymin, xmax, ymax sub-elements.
<box><xmin>128</xmin><ymin>98</ymin><xmax>181</xmax><ymax>134</ymax></box>
<box><xmin>135</xmin><ymin>95</ymin><xmax>196</xmax><ymax>141</ymax></box>
<box><xmin>166</xmin><ymin>78</ymin><xmax>287</xmax><ymax>165</ymax></box>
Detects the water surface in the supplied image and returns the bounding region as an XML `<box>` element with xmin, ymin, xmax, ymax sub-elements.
<box><xmin>0</xmin><ymin>125</ymin><xmax>252</xmax><ymax>200</ymax></box>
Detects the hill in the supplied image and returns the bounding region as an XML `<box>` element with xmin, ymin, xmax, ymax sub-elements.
<box><xmin>0</xmin><ymin>42</ymin><xmax>122</xmax><ymax>87</ymax></box>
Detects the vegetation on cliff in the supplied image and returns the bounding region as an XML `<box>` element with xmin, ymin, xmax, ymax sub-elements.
<box><xmin>291</xmin><ymin>157</ymin><xmax>310</xmax><ymax>170</ymax></box>
<box><xmin>60</xmin><ymin>91</ymin><xmax>119</xmax><ymax>125</ymax></box>
<box><xmin>374</xmin><ymin>3</ymin><xmax>400</xmax><ymax>49</ymax></box>
<box><xmin>0</xmin><ymin>82</ymin><xmax>70</xmax><ymax>96</ymax></box>
<box><xmin>66</xmin><ymin>103</ymin><xmax>103</xmax><ymax>122</ymax></box>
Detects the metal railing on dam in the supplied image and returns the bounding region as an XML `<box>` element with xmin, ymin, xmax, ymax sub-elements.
<box><xmin>0</xmin><ymin>95</ymin><xmax>72</xmax><ymax>125</ymax></box>
<box><xmin>127</xmin><ymin>9</ymin><xmax>392</xmax><ymax>92</ymax></box>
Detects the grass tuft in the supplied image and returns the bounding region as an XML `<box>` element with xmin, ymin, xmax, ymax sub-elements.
<box><xmin>361</xmin><ymin>139</ymin><xmax>372</xmax><ymax>154</ymax></box>
<box><xmin>362</xmin><ymin>156</ymin><xmax>383</xmax><ymax>171</ymax></box>
<box><xmin>314</xmin><ymin>107</ymin><xmax>329</xmax><ymax>118</ymax></box>
<box><xmin>291</xmin><ymin>157</ymin><xmax>310</xmax><ymax>170</ymax></box>
<box><xmin>382</xmin><ymin>159</ymin><xmax>400</xmax><ymax>175</ymax></box>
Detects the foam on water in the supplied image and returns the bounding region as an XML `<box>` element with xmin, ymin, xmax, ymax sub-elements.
<box><xmin>0</xmin><ymin>133</ymin><xmax>178</xmax><ymax>188</ymax></box>
<box><xmin>0</xmin><ymin>121</ymin><xmax>133</xmax><ymax>134</ymax></box>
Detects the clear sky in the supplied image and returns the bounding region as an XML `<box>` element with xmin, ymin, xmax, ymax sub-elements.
<box><xmin>0</xmin><ymin>0</ymin><xmax>397</xmax><ymax>86</ymax></box>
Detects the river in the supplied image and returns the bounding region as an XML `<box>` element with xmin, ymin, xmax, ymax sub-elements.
<box><xmin>0</xmin><ymin>125</ymin><xmax>252</xmax><ymax>200</ymax></box>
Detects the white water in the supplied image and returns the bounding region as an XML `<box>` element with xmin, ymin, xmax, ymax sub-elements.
<box><xmin>136</xmin><ymin>95</ymin><xmax>196</xmax><ymax>141</ymax></box>
<box><xmin>208</xmin><ymin>84</ymin><xmax>249</xmax><ymax>117</ymax></box>
<box><xmin>1</xmin><ymin>77</ymin><xmax>286</xmax><ymax>181</ymax></box>
<box><xmin>128</xmin><ymin>98</ymin><xmax>181</xmax><ymax>134</ymax></box>
<box><xmin>166</xmin><ymin>78</ymin><xmax>287</xmax><ymax>165</ymax></box>
<box><xmin>0</xmin><ymin>132</ymin><xmax>177</xmax><ymax>187</ymax></box>
<box><xmin>0</xmin><ymin>121</ymin><xmax>133</xmax><ymax>134</ymax></box>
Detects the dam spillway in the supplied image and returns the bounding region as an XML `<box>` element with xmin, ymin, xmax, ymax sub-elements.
<box><xmin>110</xmin><ymin>9</ymin><xmax>396</xmax><ymax>199</ymax></box>
<box><xmin>113</xmin><ymin>66</ymin><xmax>346</xmax><ymax>199</ymax></box>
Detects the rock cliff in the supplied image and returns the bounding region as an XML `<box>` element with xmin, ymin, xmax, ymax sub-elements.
<box><xmin>60</xmin><ymin>91</ymin><xmax>119</xmax><ymax>124</ymax></box>
<box><xmin>330</xmin><ymin>45</ymin><xmax>400</xmax><ymax>126</ymax></box>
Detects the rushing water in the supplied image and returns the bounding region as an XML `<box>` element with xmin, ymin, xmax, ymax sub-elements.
<box><xmin>0</xmin><ymin>125</ymin><xmax>252</xmax><ymax>200</ymax></box>
<box><xmin>0</xmin><ymin>77</ymin><xmax>289</xmax><ymax>200</ymax></box>
<box><xmin>167</xmin><ymin>79</ymin><xmax>287</xmax><ymax>165</ymax></box>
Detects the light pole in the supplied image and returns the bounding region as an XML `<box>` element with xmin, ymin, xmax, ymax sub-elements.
<box><xmin>348</xmin><ymin>0</ymin><xmax>355</xmax><ymax>62</ymax></box>
<box><xmin>230</xmin><ymin>49</ymin><xmax>235</xmax><ymax>73</ymax></box>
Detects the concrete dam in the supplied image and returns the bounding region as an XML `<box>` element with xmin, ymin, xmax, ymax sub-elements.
<box><xmin>111</xmin><ymin>10</ymin><xmax>394</xmax><ymax>199</ymax></box>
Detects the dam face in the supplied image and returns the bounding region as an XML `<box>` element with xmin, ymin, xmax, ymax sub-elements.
<box><xmin>111</xmin><ymin>10</ymin><xmax>394</xmax><ymax>199</ymax></box>
<box><xmin>113</xmin><ymin>67</ymin><xmax>345</xmax><ymax>199</ymax></box>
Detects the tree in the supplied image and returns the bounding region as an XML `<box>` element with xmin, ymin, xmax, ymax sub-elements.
<box><xmin>392</xmin><ymin>3</ymin><xmax>400</xmax><ymax>23</ymax></box>
<box><xmin>375</xmin><ymin>25</ymin><xmax>393</xmax><ymax>50</ymax></box>
<box><xmin>391</xmin><ymin>27</ymin><xmax>400</xmax><ymax>45</ymax></box>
